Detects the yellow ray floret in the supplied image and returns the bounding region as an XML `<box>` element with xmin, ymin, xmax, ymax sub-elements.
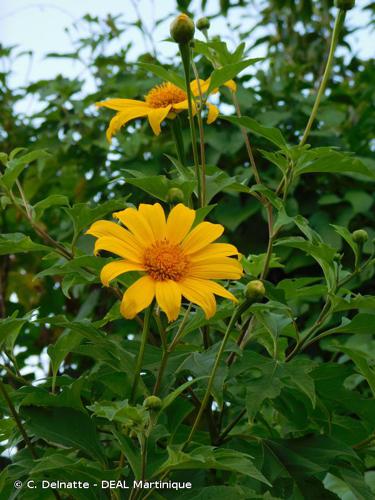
<box><xmin>86</xmin><ymin>203</ymin><xmax>243</xmax><ymax>321</ymax></box>
<box><xmin>96</xmin><ymin>79</ymin><xmax>236</xmax><ymax>142</ymax></box>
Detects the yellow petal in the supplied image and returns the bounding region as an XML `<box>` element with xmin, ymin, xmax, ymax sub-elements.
<box><xmin>181</xmin><ymin>221</ymin><xmax>224</xmax><ymax>254</ymax></box>
<box><xmin>178</xmin><ymin>279</ymin><xmax>216</xmax><ymax>319</ymax></box>
<box><xmin>172</xmin><ymin>100</ymin><xmax>188</xmax><ymax>111</ymax></box>
<box><xmin>96</xmin><ymin>98</ymin><xmax>149</xmax><ymax>111</ymax></box>
<box><xmin>94</xmin><ymin>236</ymin><xmax>142</xmax><ymax>261</ymax></box>
<box><xmin>190</xmin><ymin>243</ymin><xmax>239</xmax><ymax>262</ymax></box>
<box><xmin>182</xmin><ymin>277</ymin><xmax>238</xmax><ymax>302</ymax></box>
<box><xmin>166</xmin><ymin>203</ymin><xmax>196</xmax><ymax>244</ymax></box>
<box><xmin>206</xmin><ymin>103</ymin><xmax>219</xmax><ymax>124</ymax></box>
<box><xmin>147</xmin><ymin>105</ymin><xmax>172</xmax><ymax>135</ymax></box>
<box><xmin>190</xmin><ymin>78</ymin><xmax>210</xmax><ymax>96</ymax></box>
<box><xmin>138</xmin><ymin>203</ymin><xmax>166</xmax><ymax>240</ymax></box>
<box><xmin>155</xmin><ymin>280</ymin><xmax>181</xmax><ymax>322</ymax></box>
<box><xmin>105</xmin><ymin>108</ymin><xmax>149</xmax><ymax>142</ymax></box>
<box><xmin>86</xmin><ymin>220</ymin><xmax>143</xmax><ymax>260</ymax></box>
<box><xmin>100</xmin><ymin>260</ymin><xmax>144</xmax><ymax>287</ymax></box>
<box><xmin>113</xmin><ymin>207</ymin><xmax>155</xmax><ymax>246</ymax></box>
<box><xmin>224</xmin><ymin>80</ymin><xmax>237</xmax><ymax>92</ymax></box>
<box><xmin>173</xmin><ymin>99</ymin><xmax>198</xmax><ymax>116</ymax></box>
<box><xmin>190</xmin><ymin>259</ymin><xmax>243</xmax><ymax>280</ymax></box>
<box><xmin>120</xmin><ymin>276</ymin><xmax>155</xmax><ymax>319</ymax></box>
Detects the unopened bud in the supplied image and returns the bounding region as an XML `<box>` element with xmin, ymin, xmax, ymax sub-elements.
<box><xmin>352</xmin><ymin>229</ymin><xmax>368</xmax><ymax>245</ymax></box>
<box><xmin>143</xmin><ymin>395</ymin><xmax>162</xmax><ymax>410</ymax></box>
<box><xmin>166</xmin><ymin>187</ymin><xmax>184</xmax><ymax>203</ymax></box>
<box><xmin>244</xmin><ymin>280</ymin><xmax>265</xmax><ymax>303</ymax></box>
<box><xmin>170</xmin><ymin>14</ymin><xmax>195</xmax><ymax>44</ymax></box>
<box><xmin>334</xmin><ymin>0</ymin><xmax>355</xmax><ymax>9</ymax></box>
<box><xmin>197</xmin><ymin>17</ymin><xmax>210</xmax><ymax>32</ymax></box>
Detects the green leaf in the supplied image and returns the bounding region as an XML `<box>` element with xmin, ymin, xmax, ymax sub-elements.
<box><xmin>0</xmin><ymin>149</ymin><xmax>50</xmax><ymax>189</ymax></box>
<box><xmin>66</xmin><ymin>198</ymin><xmax>129</xmax><ymax>239</ymax></box>
<box><xmin>0</xmin><ymin>312</ymin><xmax>31</xmax><ymax>350</ymax></box>
<box><xmin>161</xmin><ymin>377</ymin><xmax>206</xmax><ymax>411</ymax></box>
<box><xmin>294</xmin><ymin>148</ymin><xmax>375</xmax><ymax>179</ymax></box>
<box><xmin>0</xmin><ymin>233</ymin><xmax>50</xmax><ymax>255</ymax></box>
<box><xmin>33</xmin><ymin>194</ymin><xmax>69</xmax><ymax>221</ymax></box>
<box><xmin>331</xmin><ymin>224</ymin><xmax>359</xmax><ymax>262</ymax></box>
<box><xmin>222</xmin><ymin>115</ymin><xmax>288</xmax><ymax>149</ymax></box>
<box><xmin>21</xmin><ymin>406</ymin><xmax>106</xmax><ymax>464</ymax></box>
<box><xmin>207</xmin><ymin>58</ymin><xmax>263</xmax><ymax>94</ymax></box>
<box><xmin>274</xmin><ymin>237</ymin><xmax>337</xmax><ymax>289</ymax></box>
<box><xmin>338</xmin><ymin>347</ymin><xmax>375</xmax><ymax>397</ymax></box>
<box><xmin>329</xmin><ymin>313</ymin><xmax>375</xmax><ymax>335</ymax></box>
<box><xmin>137</xmin><ymin>62</ymin><xmax>185</xmax><ymax>89</ymax></box>
<box><xmin>155</xmin><ymin>446</ymin><xmax>270</xmax><ymax>485</ymax></box>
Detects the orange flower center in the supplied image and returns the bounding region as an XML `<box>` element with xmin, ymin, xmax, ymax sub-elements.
<box><xmin>145</xmin><ymin>82</ymin><xmax>187</xmax><ymax>109</ymax></box>
<box><xmin>143</xmin><ymin>240</ymin><xmax>189</xmax><ymax>281</ymax></box>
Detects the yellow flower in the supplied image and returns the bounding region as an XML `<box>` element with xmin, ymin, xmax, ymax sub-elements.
<box><xmin>86</xmin><ymin>203</ymin><xmax>242</xmax><ymax>321</ymax></box>
<box><xmin>96</xmin><ymin>79</ymin><xmax>236</xmax><ymax>142</ymax></box>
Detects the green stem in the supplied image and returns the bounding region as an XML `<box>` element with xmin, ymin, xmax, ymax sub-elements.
<box><xmin>130</xmin><ymin>304</ymin><xmax>153</xmax><ymax>403</ymax></box>
<box><xmin>170</xmin><ymin>116</ymin><xmax>186</xmax><ymax>168</ymax></box>
<box><xmin>179</xmin><ymin>42</ymin><xmax>202</xmax><ymax>206</ymax></box>
<box><xmin>300</xmin><ymin>9</ymin><xmax>346</xmax><ymax>146</ymax></box>
<box><xmin>186</xmin><ymin>305</ymin><xmax>242</xmax><ymax>445</ymax></box>
<box><xmin>153</xmin><ymin>304</ymin><xmax>192</xmax><ymax>394</ymax></box>
<box><xmin>0</xmin><ymin>379</ymin><xmax>37</xmax><ymax>458</ymax></box>
<box><xmin>191</xmin><ymin>60</ymin><xmax>207</xmax><ymax>206</ymax></box>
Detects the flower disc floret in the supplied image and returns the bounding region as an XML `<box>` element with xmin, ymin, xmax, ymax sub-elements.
<box><xmin>143</xmin><ymin>240</ymin><xmax>190</xmax><ymax>281</ymax></box>
<box><xmin>145</xmin><ymin>82</ymin><xmax>187</xmax><ymax>108</ymax></box>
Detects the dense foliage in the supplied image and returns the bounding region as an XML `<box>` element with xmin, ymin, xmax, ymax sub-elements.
<box><xmin>1</xmin><ymin>1</ymin><xmax>374</xmax><ymax>499</ymax></box>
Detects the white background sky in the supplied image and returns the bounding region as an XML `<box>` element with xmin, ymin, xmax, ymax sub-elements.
<box><xmin>1</xmin><ymin>0</ymin><xmax>373</xmax><ymax>92</ymax></box>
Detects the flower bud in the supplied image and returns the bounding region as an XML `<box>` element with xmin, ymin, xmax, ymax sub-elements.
<box><xmin>166</xmin><ymin>187</ymin><xmax>185</xmax><ymax>203</ymax></box>
<box><xmin>143</xmin><ymin>395</ymin><xmax>162</xmax><ymax>410</ymax></box>
<box><xmin>244</xmin><ymin>280</ymin><xmax>265</xmax><ymax>303</ymax></box>
<box><xmin>170</xmin><ymin>14</ymin><xmax>195</xmax><ymax>44</ymax></box>
<box><xmin>334</xmin><ymin>0</ymin><xmax>355</xmax><ymax>9</ymax></box>
<box><xmin>197</xmin><ymin>17</ymin><xmax>210</xmax><ymax>32</ymax></box>
<box><xmin>352</xmin><ymin>229</ymin><xmax>368</xmax><ymax>245</ymax></box>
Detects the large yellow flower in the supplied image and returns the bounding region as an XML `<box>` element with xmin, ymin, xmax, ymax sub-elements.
<box><xmin>86</xmin><ymin>203</ymin><xmax>242</xmax><ymax>321</ymax></box>
<box><xmin>96</xmin><ymin>79</ymin><xmax>236</xmax><ymax>142</ymax></box>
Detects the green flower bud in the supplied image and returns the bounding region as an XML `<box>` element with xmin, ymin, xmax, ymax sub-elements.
<box><xmin>244</xmin><ymin>280</ymin><xmax>266</xmax><ymax>303</ymax></box>
<box><xmin>334</xmin><ymin>0</ymin><xmax>355</xmax><ymax>9</ymax></box>
<box><xmin>197</xmin><ymin>17</ymin><xmax>210</xmax><ymax>31</ymax></box>
<box><xmin>166</xmin><ymin>187</ymin><xmax>185</xmax><ymax>203</ymax></box>
<box><xmin>170</xmin><ymin>14</ymin><xmax>195</xmax><ymax>44</ymax></box>
<box><xmin>352</xmin><ymin>229</ymin><xmax>368</xmax><ymax>245</ymax></box>
<box><xmin>143</xmin><ymin>395</ymin><xmax>163</xmax><ymax>410</ymax></box>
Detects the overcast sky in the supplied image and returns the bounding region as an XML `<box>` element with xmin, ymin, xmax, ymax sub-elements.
<box><xmin>1</xmin><ymin>0</ymin><xmax>373</xmax><ymax>91</ymax></box>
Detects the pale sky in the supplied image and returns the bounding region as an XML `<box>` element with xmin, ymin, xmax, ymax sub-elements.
<box><xmin>0</xmin><ymin>0</ymin><xmax>373</xmax><ymax>93</ymax></box>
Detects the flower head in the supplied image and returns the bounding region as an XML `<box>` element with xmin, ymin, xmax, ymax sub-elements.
<box><xmin>96</xmin><ymin>79</ymin><xmax>235</xmax><ymax>142</ymax></box>
<box><xmin>86</xmin><ymin>203</ymin><xmax>242</xmax><ymax>321</ymax></box>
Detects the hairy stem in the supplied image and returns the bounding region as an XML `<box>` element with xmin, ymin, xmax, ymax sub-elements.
<box><xmin>130</xmin><ymin>304</ymin><xmax>154</xmax><ymax>403</ymax></box>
